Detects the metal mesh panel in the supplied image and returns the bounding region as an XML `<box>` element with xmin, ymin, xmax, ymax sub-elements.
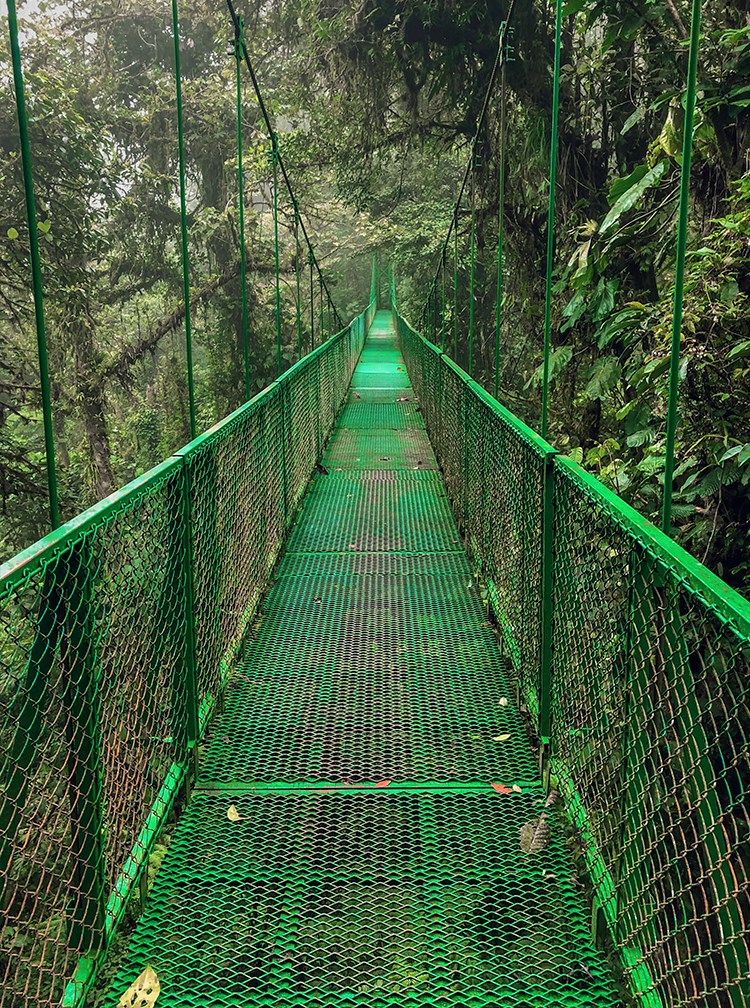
<box><xmin>399</xmin><ymin>317</ymin><xmax>550</xmax><ymax>713</ymax></box>
<box><xmin>103</xmin><ymin>791</ymin><xmax>620</xmax><ymax>1008</ymax></box>
<box><xmin>551</xmin><ymin>461</ymin><xmax>750</xmax><ymax>1008</ymax></box>
<box><xmin>0</xmin><ymin>307</ymin><xmax>368</xmax><ymax>1007</ymax></box>
<box><xmin>0</xmin><ymin>461</ymin><xmax>189</xmax><ymax>1007</ymax></box>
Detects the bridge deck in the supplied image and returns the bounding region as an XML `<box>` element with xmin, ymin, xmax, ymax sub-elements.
<box><xmin>105</xmin><ymin>312</ymin><xmax>620</xmax><ymax>1007</ymax></box>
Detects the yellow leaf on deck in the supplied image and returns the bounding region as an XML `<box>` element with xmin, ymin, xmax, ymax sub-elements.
<box><xmin>492</xmin><ymin>734</ymin><xmax>511</xmax><ymax>742</ymax></box>
<box><xmin>117</xmin><ymin>966</ymin><xmax>160</xmax><ymax>1007</ymax></box>
<box><xmin>227</xmin><ymin>804</ymin><xmax>242</xmax><ymax>822</ymax></box>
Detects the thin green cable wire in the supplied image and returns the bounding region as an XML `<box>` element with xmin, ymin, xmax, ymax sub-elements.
<box><xmin>662</xmin><ymin>0</ymin><xmax>702</xmax><ymax>536</ymax></box>
<box><xmin>309</xmin><ymin>253</ymin><xmax>315</xmax><ymax>349</ymax></box>
<box><xmin>494</xmin><ymin>41</ymin><xmax>508</xmax><ymax>401</ymax></box>
<box><xmin>234</xmin><ymin>14</ymin><xmax>250</xmax><ymax>400</ymax></box>
<box><xmin>440</xmin><ymin>254</ymin><xmax>446</xmax><ymax>351</ymax></box>
<box><xmin>319</xmin><ymin>275</ymin><xmax>324</xmax><ymax>341</ymax></box>
<box><xmin>541</xmin><ymin>0</ymin><xmax>563</xmax><ymax>441</ymax></box>
<box><xmin>295</xmin><ymin>210</ymin><xmax>302</xmax><ymax>359</ymax></box>
<box><xmin>171</xmin><ymin>0</ymin><xmax>197</xmax><ymax>439</ymax></box>
<box><xmin>453</xmin><ymin>213</ymin><xmax>459</xmax><ymax>360</ymax></box>
<box><xmin>7</xmin><ymin>0</ymin><xmax>59</xmax><ymax>529</ymax></box>
<box><xmin>468</xmin><ymin>163</ymin><xmax>476</xmax><ymax>375</ymax></box>
<box><xmin>271</xmin><ymin>132</ymin><xmax>282</xmax><ymax>375</ymax></box>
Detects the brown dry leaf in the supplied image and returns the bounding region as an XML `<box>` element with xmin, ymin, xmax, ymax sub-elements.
<box><xmin>117</xmin><ymin>966</ymin><xmax>160</xmax><ymax>1007</ymax></box>
<box><xmin>519</xmin><ymin>790</ymin><xmax>558</xmax><ymax>854</ymax></box>
<box><xmin>227</xmin><ymin>804</ymin><xmax>242</xmax><ymax>822</ymax></box>
<box><xmin>492</xmin><ymin>734</ymin><xmax>511</xmax><ymax>742</ymax></box>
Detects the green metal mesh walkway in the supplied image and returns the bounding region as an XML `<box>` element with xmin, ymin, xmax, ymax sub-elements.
<box><xmin>104</xmin><ymin>312</ymin><xmax>620</xmax><ymax>1007</ymax></box>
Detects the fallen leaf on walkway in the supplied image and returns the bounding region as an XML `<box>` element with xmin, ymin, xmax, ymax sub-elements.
<box><xmin>117</xmin><ymin>966</ymin><xmax>160</xmax><ymax>1007</ymax></box>
<box><xmin>498</xmin><ymin>697</ymin><xmax>509</xmax><ymax>707</ymax></box>
<box><xmin>520</xmin><ymin>817</ymin><xmax>550</xmax><ymax>854</ymax></box>
<box><xmin>227</xmin><ymin>805</ymin><xmax>242</xmax><ymax>822</ymax></box>
<box><xmin>519</xmin><ymin>790</ymin><xmax>558</xmax><ymax>854</ymax></box>
<box><xmin>490</xmin><ymin>782</ymin><xmax>513</xmax><ymax>794</ymax></box>
<box><xmin>353</xmin><ymin>391</ymin><xmax>361</xmax><ymax>399</ymax></box>
<box><xmin>493</xmin><ymin>734</ymin><xmax>511</xmax><ymax>742</ymax></box>
<box><xmin>512</xmin><ymin>784</ymin><xmax>523</xmax><ymax>794</ymax></box>
<box><xmin>374</xmin><ymin>780</ymin><xmax>391</xmax><ymax>788</ymax></box>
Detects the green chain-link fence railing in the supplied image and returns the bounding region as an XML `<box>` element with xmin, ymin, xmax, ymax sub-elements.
<box><xmin>0</xmin><ymin>301</ymin><xmax>371</xmax><ymax>1008</ymax></box>
<box><xmin>397</xmin><ymin>291</ymin><xmax>750</xmax><ymax>1008</ymax></box>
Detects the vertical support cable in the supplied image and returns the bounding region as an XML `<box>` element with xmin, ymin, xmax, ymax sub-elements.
<box><xmin>319</xmin><ymin>274</ymin><xmax>324</xmax><ymax>341</ymax></box>
<box><xmin>440</xmin><ymin>254</ymin><xmax>446</xmax><ymax>350</ymax></box>
<box><xmin>295</xmin><ymin>210</ymin><xmax>302</xmax><ymax>358</ymax></box>
<box><xmin>171</xmin><ymin>0</ymin><xmax>197</xmax><ymax>439</ymax></box>
<box><xmin>662</xmin><ymin>0</ymin><xmax>702</xmax><ymax>536</ymax></box>
<box><xmin>309</xmin><ymin>253</ymin><xmax>315</xmax><ymax>348</ymax></box>
<box><xmin>468</xmin><ymin>162</ymin><xmax>476</xmax><ymax>375</ymax></box>
<box><xmin>234</xmin><ymin>14</ymin><xmax>250</xmax><ymax>400</ymax></box>
<box><xmin>541</xmin><ymin>0</ymin><xmax>563</xmax><ymax>441</ymax></box>
<box><xmin>7</xmin><ymin>0</ymin><xmax>59</xmax><ymax>529</ymax></box>
<box><xmin>452</xmin><ymin>213</ymin><xmax>459</xmax><ymax>360</ymax></box>
<box><xmin>494</xmin><ymin>42</ymin><xmax>508</xmax><ymax>400</ymax></box>
<box><xmin>271</xmin><ymin>132</ymin><xmax>282</xmax><ymax>376</ymax></box>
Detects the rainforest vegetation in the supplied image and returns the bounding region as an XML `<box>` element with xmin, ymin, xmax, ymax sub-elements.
<box><xmin>1</xmin><ymin>0</ymin><xmax>749</xmax><ymax>590</ymax></box>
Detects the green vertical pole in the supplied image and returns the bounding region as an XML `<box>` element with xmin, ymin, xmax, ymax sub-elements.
<box><xmin>8</xmin><ymin>0</ymin><xmax>59</xmax><ymax>530</ymax></box>
<box><xmin>662</xmin><ymin>0</ymin><xmax>702</xmax><ymax>536</ymax></box>
<box><xmin>234</xmin><ymin>14</ymin><xmax>250</xmax><ymax>400</ymax></box>
<box><xmin>541</xmin><ymin>0</ymin><xmax>563</xmax><ymax>441</ymax></box>
<box><xmin>319</xmin><ymin>274</ymin><xmax>324</xmax><ymax>341</ymax></box>
<box><xmin>494</xmin><ymin>49</ymin><xmax>507</xmax><ymax>400</ymax></box>
<box><xmin>295</xmin><ymin>210</ymin><xmax>302</xmax><ymax>359</ymax></box>
<box><xmin>309</xmin><ymin>253</ymin><xmax>315</xmax><ymax>348</ymax></box>
<box><xmin>171</xmin><ymin>0</ymin><xmax>196</xmax><ymax>439</ymax></box>
<box><xmin>440</xmin><ymin>255</ymin><xmax>446</xmax><ymax>351</ymax></box>
<box><xmin>271</xmin><ymin>133</ymin><xmax>282</xmax><ymax>376</ymax></box>
<box><xmin>452</xmin><ymin>214</ymin><xmax>459</xmax><ymax>360</ymax></box>
<box><xmin>468</xmin><ymin>163</ymin><xmax>476</xmax><ymax>375</ymax></box>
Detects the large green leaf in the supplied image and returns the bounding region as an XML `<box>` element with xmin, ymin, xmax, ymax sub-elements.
<box><xmin>599</xmin><ymin>161</ymin><xmax>669</xmax><ymax>236</ymax></box>
<box><xmin>585</xmin><ymin>356</ymin><xmax>622</xmax><ymax>399</ymax></box>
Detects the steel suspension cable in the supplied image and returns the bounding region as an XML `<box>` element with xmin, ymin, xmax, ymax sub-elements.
<box><xmin>662</xmin><ymin>0</ymin><xmax>702</xmax><ymax>536</ymax></box>
<box><xmin>541</xmin><ymin>0</ymin><xmax>563</xmax><ymax>441</ymax></box>
<box><xmin>171</xmin><ymin>0</ymin><xmax>197</xmax><ymax>439</ymax></box>
<box><xmin>421</xmin><ymin>0</ymin><xmax>518</xmax><ymax>337</ymax></box>
<box><xmin>7</xmin><ymin>0</ymin><xmax>59</xmax><ymax>529</ymax></box>
<box><xmin>225</xmin><ymin>0</ymin><xmax>342</xmax><ymax>332</ymax></box>
<box><xmin>234</xmin><ymin>13</ymin><xmax>250</xmax><ymax>399</ymax></box>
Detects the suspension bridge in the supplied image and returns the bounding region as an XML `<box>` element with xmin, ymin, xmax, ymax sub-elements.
<box><xmin>2</xmin><ymin>1</ymin><xmax>749</xmax><ymax>1007</ymax></box>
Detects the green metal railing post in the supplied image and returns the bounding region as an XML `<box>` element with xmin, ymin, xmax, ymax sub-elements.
<box><xmin>175</xmin><ymin>463</ymin><xmax>199</xmax><ymax>767</ymax></box>
<box><xmin>541</xmin><ymin>0</ymin><xmax>563</xmax><ymax>441</ymax></box>
<box><xmin>494</xmin><ymin>36</ymin><xmax>508</xmax><ymax>400</ymax></box>
<box><xmin>234</xmin><ymin>14</ymin><xmax>250</xmax><ymax>400</ymax></box>
<box><xmin>662</xmin><ymin>0</ymin><xmax>702</xmax><ymax>536</ymax></box>
<box><xmin>62</xmin><ymin>541</ymin><xmax>107</xmax><ymax>952</ymax></box>
<box><xmin>271</xmin><ymin>132</ymin><xmax>282</xmax><ymax>375</ymax></box>
<box><xmin>171</xmin><ymin>0</ymin><xmax>197</xmax><ymax>439</ymax></box>
<box><xmin>468</xmin><ymin>163</ymin><xmax>476</xmax><ymax>375</ymax></box>
<box><xmin>538</xmin><ymin>451</ymin><xmax>557</xmax><ymax>780</ymax></box>
<box><xmin>7</xmin><ymin>0</ymin><xmax>60</xmax><ymax>530</ymax></box>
